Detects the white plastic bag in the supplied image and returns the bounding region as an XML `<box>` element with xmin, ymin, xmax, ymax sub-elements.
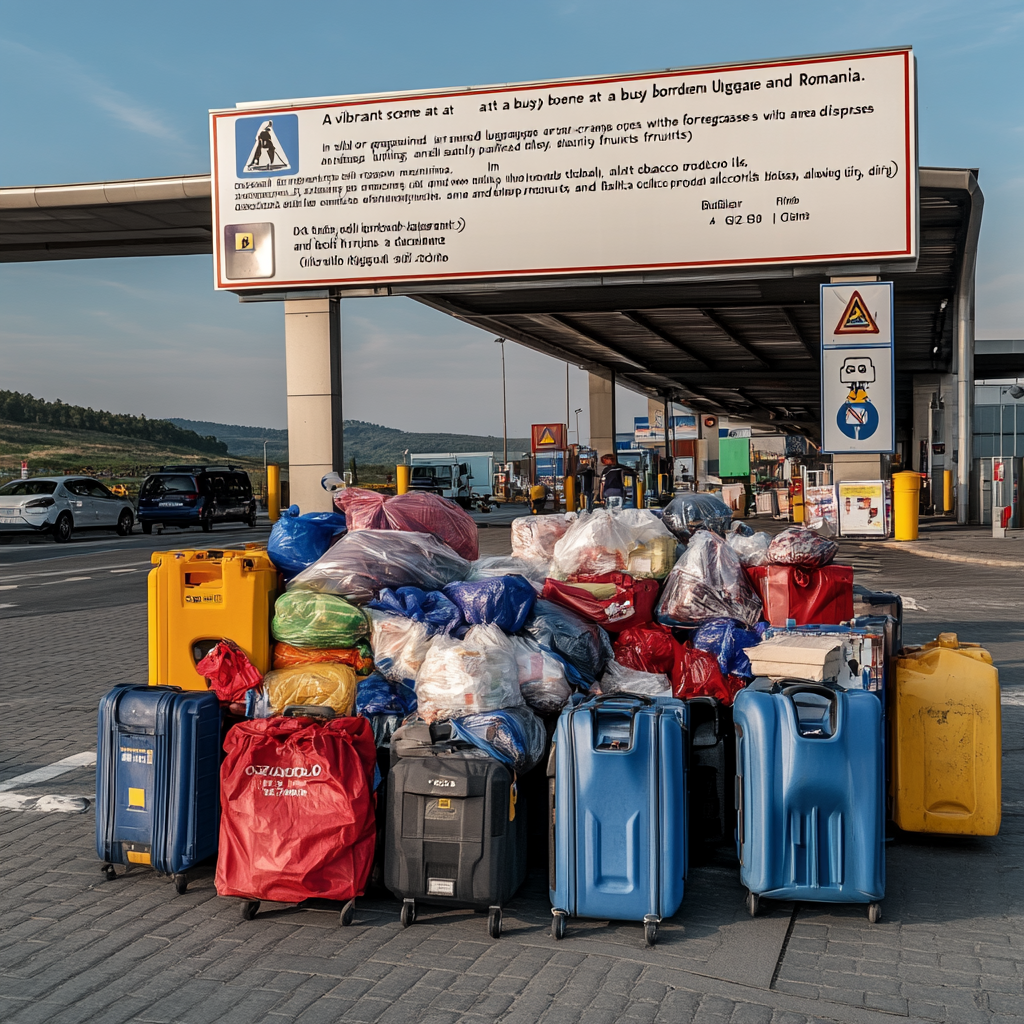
<box><xmin>506</xmin><ymin>635</ymin><xmax>572</xmax><ymax>713</ymax></box>
<box><xmin>726</xmin><ymin>529</ymin><xmax>771</xmax><ymax>567</ymax></box>
<box><xmin>368</xmin><ymin>609</ymin><xmax>432</xmax><ymax>683</ymax></box>
<box><xmin>414</xmin><ymin>623</ymin><xmax>523</xmax><ymax>723</ymax></box>
<box><xmin>598</xmin><ymin>660</ymin><xmax>672</xmax><ymax>697</ymax></box>
<box><xmin>511</xmin><ymin>514</ymin><xmax>575</xmax><ymax>562</ymax></box>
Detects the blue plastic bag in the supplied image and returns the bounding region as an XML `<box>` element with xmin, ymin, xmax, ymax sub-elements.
<box><xmin>267</xmin><ymin>505</ymin><xmax>347</xmax><ymax>578</ymax></box>
<box><xmin>355</xmin><ymin>672</ymin><xmax>418</xmax><ymax>716</ymax></box>
<box><xmin>443</xmin><ymin>575</ymin><xmax>536</xmax><ymax>633</ymax></box>
<box><xmin>521</xmin><ymin>599</ymin><xmax>614</xmax><ymax>685</ymax></box>
<box><xmin>450</xmin><ymin>705</ymin><xmax>547</xmax><ymax>773</ymax></box>
<box><xmin>692</xmin><ymin>618</ymin><xmax>766</xmax><ymax>679</ymax></box>
<box><xmin>367</xmin><ymin>586</ymin><xmax>462</xmax><ymax>636</ymax></box>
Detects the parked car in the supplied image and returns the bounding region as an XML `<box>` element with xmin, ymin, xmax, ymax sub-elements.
<box><xmin>136</xmin><ymin>465</ymin><xmax>257</xmax><ymax>534</ymax></box>
<box><xmin>0</xmin><ymin>476</ymin><xmax>135</xmax><ymax>543</ymax></box>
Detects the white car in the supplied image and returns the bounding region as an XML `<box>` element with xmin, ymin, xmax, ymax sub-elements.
<box><xmin>0</xmin><ymin>476</ymin><xmax>135</xmax><ymax>543</ymax></box>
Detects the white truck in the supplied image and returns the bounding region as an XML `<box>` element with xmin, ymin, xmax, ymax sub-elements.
<box><xmin>408</xmin><ymin>452</ymin><xmax>495</xmax><ymax>508</ymax></box>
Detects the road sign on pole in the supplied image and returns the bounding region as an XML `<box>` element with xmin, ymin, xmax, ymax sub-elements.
<box><xmin>820</xmin><ymin>281</ymin><xmax>895</xmax><ymax>454</ymax></box>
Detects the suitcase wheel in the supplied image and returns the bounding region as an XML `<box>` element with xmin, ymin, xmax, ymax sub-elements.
<box><xmin>101</xmin><ymin>863</ymin><xmax>117</xmax><ymax>882</ymax></box>
<box><xmin>400</xmin><ymin>900</ymin><xmax>416</xmax><ymax>928</ymax></box>
<box><xmin>487</xmin><ymin>906</ymin><xmax>502</xmax><ymax>940</ymax></box>
<box><xmin>867</xmin><ymin>902</ymin><xmax>882</xmax><ymax>924</ymax></box>
<box><xmin>746</xmin><ymin>891</ymin><xmax>761</xmax><ymax>918</ymax></box>
<box><xmin>240</xmin><ymin>900</ymin><xmax>260</xmax><ymax>921</ymax></box>
<box><xmin>551</xmin><ymin>910</ymin><xmax>567</xmax><ymax>941</ymax></box>
<box><xmin>340</xmin><ymin>900</ymin><xmax>355</xmax><ymax>927</ymax></box>
<box><xmin>643</xmin><ymin>915</ymin><xmax>660</xmax><ymax>947</ymax></box>
<box><xmin>172</xmin><ymin>874</ymin><xmax>188</xmax><ymax>896</ymax></box>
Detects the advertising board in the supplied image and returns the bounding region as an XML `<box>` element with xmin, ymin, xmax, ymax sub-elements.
<box><xmin>210</xmin><ymin>47</ymin><xmax>916</xmax><ymax>291</ymax></box>
<box><xmin>836</xmin><ymin>479</ymin><xmax>890</xmax><ymax>536</ymax></box>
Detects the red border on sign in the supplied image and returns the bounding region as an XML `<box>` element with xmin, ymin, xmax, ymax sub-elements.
<box><xmin>212</xmin><ymin>49</ymin><xmax>915</xmax><ymax>290</ymax></box>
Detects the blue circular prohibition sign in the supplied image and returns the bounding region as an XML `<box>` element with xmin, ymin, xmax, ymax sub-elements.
<box><xmin>837</xmin><ymin>401</ymin><xmax>879</xmax><ymax>441</ymax></box>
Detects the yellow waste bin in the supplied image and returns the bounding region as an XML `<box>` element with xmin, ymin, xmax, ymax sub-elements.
<box><xmin>892</xmin><ymin>471</ymin><xmax>922</xmax><ymax>540</ymax></box>
<box><xmin>149</xmin><ymin>545</ymin><xmax>279</xmax><ymax>689</ymax></box>
<box><xmin>892</xmin><ymin>633</ymin><xmax>1001</xmax><ymax>836</ymax></box>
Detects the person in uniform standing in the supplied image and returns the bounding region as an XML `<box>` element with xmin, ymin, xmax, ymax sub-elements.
<box><xmin>599</xmin><ymin>454</ymin><xmax>628</xmax><ymax>510</ymax></box>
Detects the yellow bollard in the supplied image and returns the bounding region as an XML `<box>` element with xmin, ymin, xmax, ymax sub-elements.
<box><xmin>267</xmin><ymin>464</ymin><xmax>281</xmax><ymax>523</ymax></box>
<box><xmin>396</xmin><ymin>465</ymin><xmax>410</xmax><ymax>495</ymax></box>
<box><xmin>564</xmin><ymin>475</ymin><xmax>577</xmax><ymax>512</ymax></box>
<box><xmin>943</xmin><ymin>469</ymin><xmax>953</xmax><ymax>513</ymax></box>
<box><xmin>893</xmin><ymin>471</ymin><xmax>922</xmax><ymax>540</ymax></box>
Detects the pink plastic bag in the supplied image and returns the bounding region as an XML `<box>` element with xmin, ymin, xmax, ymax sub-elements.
<box><xmin>334</xmin><ymin>487</ymin><xmax>478</xmax><ymax>560</ymax></box>
<box><xmin>765</xmin><ymin>527</ymin><xmax>837</xmax><ymax>569</ymax></box>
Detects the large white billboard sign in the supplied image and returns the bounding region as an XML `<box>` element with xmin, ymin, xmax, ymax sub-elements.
<box><xmin>210</xmin><ymin>47</ymin><xmax>916</xmax><ymax>291</ymax></box>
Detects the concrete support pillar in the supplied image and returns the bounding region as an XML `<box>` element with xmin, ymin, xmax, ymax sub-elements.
<box><xmin>284</xmin><ymin>297</ymin><xmax>342</xmax><ymax>513</ymax></box>
<box><xmin>831</xmin><ymin>453</ymin><xmax>888</xmax><ymax>483</ymax></box>
<box><xmin>588</xmin><ymin>372</ymin><xmax>615</xmax><ymax>458</ymax></box>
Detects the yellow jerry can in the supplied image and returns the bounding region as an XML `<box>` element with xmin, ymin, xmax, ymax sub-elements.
<box><xmin>148</xmin><ymin>545</ymin><xmax>279</xmax><ymax>690</ymax></box>
<box><xmin>892</xmin><ymin>633</ymin><xmax>1001</xmax><ymax>835</ymax></box>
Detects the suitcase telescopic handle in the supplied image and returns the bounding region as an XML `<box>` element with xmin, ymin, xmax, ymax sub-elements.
<box><xmin>780</xmin><ymin>684</ymin><xmax>836</xmax><ymax>701</ymax></box>
<box><xmin>588</xmin><ymin>692</ymin><xmax>655</xmax><ymax>707</ymax></box>
<box><xmin>282</xmin><ymin>704</ymin><xmax>336</xmax><ymax>720</ymax></box>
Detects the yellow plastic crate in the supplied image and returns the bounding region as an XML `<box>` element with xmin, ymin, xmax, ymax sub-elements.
<box><xmin>892</xmin><ymin>633</ymin><xmax>1001</xmax><ymax>836</ymax></box>
<box><xmin>148</xmin><ymin>545</ymin><xmax>279</xmax><ymax>690</ymax></box>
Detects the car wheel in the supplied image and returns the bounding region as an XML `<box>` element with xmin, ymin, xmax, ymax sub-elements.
<box><xmin>53</xmin><ymin>513</ymin><xmax>73</xmax><ymax>544</ymax></box>
<box><xmin>141</xmin><ymin>522</ymin><xmax>153</xmax><ymax>535</ymax></box>
<box><xmin>116</xmin><ymin>510</ymin><xmax>134</xmax><ymax>537</ymax></box>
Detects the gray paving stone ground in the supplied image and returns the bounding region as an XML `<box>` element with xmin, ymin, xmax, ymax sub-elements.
<box><xmin>1</xmin><ymin>522</ymin><xmax>1021</xmax><ymax>1022</ymax></box>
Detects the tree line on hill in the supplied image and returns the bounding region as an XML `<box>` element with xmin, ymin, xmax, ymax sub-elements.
<box><xmin>0</xmin><ymin>392</ymin><xmax>228</xmax><ymax>455</ymax></box>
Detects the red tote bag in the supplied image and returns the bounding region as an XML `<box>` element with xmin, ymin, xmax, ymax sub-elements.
<box><xmin>750</xmin><ymin>564</ymin><xmax>854</xmax><ymax>627</ymax></box>
<box><xmin>541</xmin><ymin>572</ymin><xmax>658</xmax><ymax>632</ymax></box>
<box><xmin>216</xmin><ymin>715</ymin><xmax>377</xmax><ymax>903</ymax></box>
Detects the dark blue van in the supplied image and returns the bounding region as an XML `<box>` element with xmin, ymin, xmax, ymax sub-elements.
<box><xmin>136</xmin><ymin>466</ymin><xmax>256</xmax><ymax>534</ymax></box>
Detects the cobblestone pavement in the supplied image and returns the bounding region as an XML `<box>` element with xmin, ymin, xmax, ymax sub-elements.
<box><xmin>0</xmin><ymin>529</ymin><xmax>1021</xmax><ymax>1023</ymax></box>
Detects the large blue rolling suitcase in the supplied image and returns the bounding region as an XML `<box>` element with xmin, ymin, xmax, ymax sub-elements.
<box><xmin>548</xmin><ymin>693</ymin><xmax>687</xmax><ymax>946</ymax></box>
<box><xmin>96</xmin><ymin>684</ymin><xmax>221</xmax><ymax>893</ymax></box>
<box><xmin>733</xmin><ymin>683</ymin><xmax>884</xmax><ymax>921</ymax></box>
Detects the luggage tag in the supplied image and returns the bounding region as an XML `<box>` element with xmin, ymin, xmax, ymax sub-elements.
<box><xmin>509</xmin><ymin>775</ymin><xmax>518</xmax><ymax>822</ymax></box>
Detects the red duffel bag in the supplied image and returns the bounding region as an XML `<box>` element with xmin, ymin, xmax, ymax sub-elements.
<box><xmin>541</xmin><ymin>572</ymin><xmax>658</xmax><ymax>632</ymax></box>
<box><xmin>746</xmin><ymin>564</ymin><xmax>854</xmax><ymax>627</ymax></box>
<box><xmin>216</xmin><ymin>712</ymin><xmax>377</xmax><ymax>904</ymax></box>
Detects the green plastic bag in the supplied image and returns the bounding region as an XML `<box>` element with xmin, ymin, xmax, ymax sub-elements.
<box><xmin>271</xmin><ymin>590</ymin><xmax>369</xmax><ymax>648</ymax></box>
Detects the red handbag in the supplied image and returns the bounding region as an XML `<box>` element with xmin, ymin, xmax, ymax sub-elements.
<box><xmin>541</xmin><ymin>572</ymin><xmax>658</xmax><ymax>632</ymax></box>
<box><xmin>748</xmin><ymin>564</ymin><xmax>854</xmax><ymax>627</ymax></box>
<box><xmin>216</xmin><ymin>715</ymin><xmax>377</xmax><ymax>903</ymax></box>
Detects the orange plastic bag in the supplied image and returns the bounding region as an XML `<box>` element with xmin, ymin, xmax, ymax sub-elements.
<box><xmin>272</xmin><ymin>642</ymin><xmax>373</xmax><ymax>674</ymax></box>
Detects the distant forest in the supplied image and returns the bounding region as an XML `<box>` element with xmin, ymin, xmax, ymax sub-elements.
<box><xmin>0</xmin><ymin>392</ymin><xmax>228</xmax><ymax>455</ymax></box>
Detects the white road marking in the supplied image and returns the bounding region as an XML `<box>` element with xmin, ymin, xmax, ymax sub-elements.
<box><xmin>0</xmin><ymin>603</ymin><xmax>16</xmax><ymax>610</ymax></box>
<box><xmin>0</xmin><ymin>560</ymin><xmax>150</xmax><ymax>585</ymax></box>
<box><xmin>901</xmin><ymin>595</ymin><xmax>928</xmax><ymax>612</ymax></box>
<box><xmin>0</xmin><ymin>793</ymin><xmax>90</xmax><ymax>813</ymax></box>
<box><xmin>0</xmin><ymin>750</ymin><xmax>96</xmax><ymax>793</ymax></box>
<box><xmin>110</xmin><ymin>568</ymin><xmax>138</xmax><ymax>574</ymax></box>
<box><xmin>1001</xmin><ymin>689</ymin><xmax>1024</xmax><ymax>706</ymax></box>
<box><xmin>0</xmin><ymin>585</ymin><xmax>17</xmax><ymax>590</ymax></box>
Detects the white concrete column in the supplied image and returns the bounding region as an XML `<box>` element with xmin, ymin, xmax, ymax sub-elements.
<box><xmin>284</xmin><ymin>297</ymin><xmax>342</xmax><ymax>513</ymax></box>
<box><xmin>588</xmin><ymin>372</ymin><xmax>614</xmax><ymax>458</ymax></box>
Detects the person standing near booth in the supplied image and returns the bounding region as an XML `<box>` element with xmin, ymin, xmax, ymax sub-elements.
<box><xmin>599</xmin><ymin>454</ymin><xmax>627</xmax><ymax>510</ymax></box>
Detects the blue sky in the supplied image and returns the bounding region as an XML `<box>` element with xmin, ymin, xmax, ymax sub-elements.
<box><xmin>1</xmin><ymin>0</ymin><xmax>1022</xmax><ymax>435</ymax></box>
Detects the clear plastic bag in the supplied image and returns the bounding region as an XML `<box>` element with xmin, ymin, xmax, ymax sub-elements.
<box><xmin>355</xmin><ymin>672</ymin><xmax>418</xmax><ymax>716</ymax></box>
<box><xmin>765</xmin><ymin>527</ymin><xmax>838</xmax><ymax>569</ymax></box>
<box><xmin>598</xmin><ymin>660</ymin><xmax>672</xmax><ymax>697</ymax></box>
<box><xmin>550</xmin><ymin>508</ymin><xmax>676</xmax><ymax>580</ymax></box>
<box><xmin>443</xmin><ymin>575</ymin><xmax>537</xmax><ymax>633</ymax></box>
<box><xmin>271</xmin><ymin>590</ymin><xmax>369</xmax><ymax>648</ymax></box>
<box><xmin>726</xmin><ymin>528</ymin><xmax>771</xmax><ymax>566</ymax></box>
<box><xmin>368</xmin><ymin>610</ymin><xmax>432</xmax><ymax>683</ymax></box>
<box><xmin>267</xmin><ymin>505</ymin><xmax>347</xmax><ymax>578</ymax></box>
<box><xmin>288</xmin><ymin>530</ymin><xmax>470</xmax><ymax>605</ymax></box>
<box><xmin>367</xmin><ymin>586</ymin><xmax>462</xmax><ymax>636</ymax></box>
<box><xmin>467</xmin><ymin>555</ymin><xmax>549</xmax><ymax>591</ymax></box>
<box><xmin>450</xmin><ymin>705</ymin><xmax>548</xmax><ymax>773</ymax></box>
<box><xmin>510</xmin><ymin>514</ymin><xmax>574</xmax><ymax>562</ymax></box>
<box><xmin>506</xmin><ymin>635</ymin><xmax>573</xmax><ymax>713</ymax></box>
<box><xmin>662</xmin><ymin>493</ymin><xmax>733</xmax><ymax>540</ymax></box>
<box><xmin>414</xmin><ymin>623</ymin><xmax>523</xmax><ymax>723</ymax></box>
<box><xmin>262</xmin><ymin>663</ymin><xmax>359</xmax><ymax>717</ymax></box>
<box><xmin>521</xmin><ymin>598</ymin><xmax>614</xmax><ymax>684</ymax></box>
<box><xmin>656</xmin><ymin>531</ymin><xmax>762</xmax><ymax>627</ymax></box>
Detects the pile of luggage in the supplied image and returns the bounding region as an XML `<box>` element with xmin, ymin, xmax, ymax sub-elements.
<box><xmin>95</xmin><ymin>490</ymin><xmax>1003</xmax><ymax>946</ymax></box>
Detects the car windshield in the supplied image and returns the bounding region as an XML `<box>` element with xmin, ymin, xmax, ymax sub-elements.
<box><xmin>0</xmin><ymin>480</ymin><xmax>58</xmax><ymax>496</ymax></box>
<box><xmin>139</xmin><ymin>475</ymin><xmax>196</xmax><ymax>497</ymax></box>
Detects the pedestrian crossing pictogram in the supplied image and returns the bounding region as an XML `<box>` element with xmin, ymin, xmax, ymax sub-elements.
<box><xmin>834</xmin><ymin>291</ymin><xmax>880</xmax><ymax>334</ymax></box>
<box><xmin>243</xmin><ymin>119</ymin><xmax>292</xmax><ymax>173</ymax></box>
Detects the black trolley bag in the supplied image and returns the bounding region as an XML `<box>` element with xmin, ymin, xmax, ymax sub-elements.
<box><xmin>384</xmin><ymin>720</ymin><xmax>527</xmax><ymax>938</ymax></box>
<box><xmin>686</xmin><ymin>696</ymin><xmax>736</xmax><ymax>855</ymax></box>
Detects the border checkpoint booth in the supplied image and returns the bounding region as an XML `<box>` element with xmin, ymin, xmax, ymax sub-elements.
<box><xmin>0</xmin><ymin>47</ymin><xmax>988</xmax><ymax>525</ymax></box>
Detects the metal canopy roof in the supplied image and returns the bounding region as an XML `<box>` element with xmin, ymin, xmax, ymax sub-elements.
<box><xmin>0</xmin><ymin>167</ymin><xmax>980</xmax><ymax>438</ymax></box>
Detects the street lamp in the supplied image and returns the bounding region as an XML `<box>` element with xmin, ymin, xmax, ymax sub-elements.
<box><xmin>574</xmin><ymin>408</ymin><xmax>582</xmax><ymax>443</ymax></box>
<box><xmin>494</xmin><ymin>338</ymin><xmax>508</xmax><ymax>467</ymax></box>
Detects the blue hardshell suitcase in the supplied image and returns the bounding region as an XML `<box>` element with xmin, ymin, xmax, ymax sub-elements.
<box><xmin>96</xmin><ymin>684</ymin><xmax>221</xmax><ymax>891</ymax></box>
<box><xmin>733</xmin><ymin>684</ymin><xmax>884</xmax><ymax>921</ymax></box>
<box><xmin>549</xmin><ymin>693</ymin><xmax>688</xmax><ymax>946</ymax></box>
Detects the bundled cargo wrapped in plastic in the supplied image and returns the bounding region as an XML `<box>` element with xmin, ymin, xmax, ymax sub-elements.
<box><xmin>467</xmin><ymin>555</ymin><xmax>549</xmax><ymax>591</ymax></box>
<box><xmin>414</xmin><ymin>623</ymin><xmax>523</xmax><ymax>723</ymax></box>
<box><xmin>262</xmin><ymin>663</ymin><xmax>359</xmax><ymax>717</ymax></box>
<box><xmin>506</xmin><ymin>635</ymin><xmax>573</xmax><ymax>713</ymax></box>
<box><xmin>443</xmin><ymin>574</ymin><xmax>536</xmax><ymax>633</ymax></box>
<box><xmin>288</xmin><ymin>530</ymin><xmax>470</xmax><ymax>605</ymax></box>
<box><xmin>691</xmin><ymin>618</ymin><xmax>764</xmax><ymax>678</ymax></box>
<box><xmin>333</xmin><ymin>487</ymin><xmax>478</xmax><ymax>560</ymax></box>
<box><xmin>450</xmin><ymin>705</ymin><xmax>548</xmax><ymax>773</ymax></box>
<box><xmin>549</xmin><ymin>508</ymin><xmax>676</xmax><ymax>580</ymax></box>
<box><xmin>272</xmin><ymin>641</ymin><xmax>373</xmax><ymax>673</ymax></box>
<box><xmin>541</xmin><ymin>572</ymin><xmax>658</xmax><ymax>632</ymax></box>
<box><xmin>511</xmin><ymin>514</ymin><xmax>574</xmax><ymax>562</ymax></box>
<box><xmin>271</xmin><ymin>590</ymin><xmax>369</xmax><ymax>648</ymax></box>
<box><xmin>656</xmin><ymin>531</ymin><xmax>762</xmax><ymax>627</ymax></box>
<box><xmin>367</xmin><ymin>585</ymin><xmax>462</xmax><ymax>636</ymax></box>
<box><xmin>598</xmin><ymin>660</ymin><xmax>672</xmax><ymax>697</ymax></box>
<box><xmin>726</xmin><ymin>525</ymin><xmax>771</xmax><ymax>567</ymax></box>
<box><xmin>521</xmin><ymin>598</ymin><xmax>614</xmax><ymax>684</ymax></box>
<box><xmin>267</xmin><ymin>505</ymin><xmax>347</xmax><ymax>578</ymax></box>
<box><xmin>355</xmin><ymin>672</ymin><xmax>418</xmax><ymax>717</ymax></box>
<box><xmin>368</xmin><ymin>610</ymin><xmax>432</xmax><ymax>684</ymax></box>
<box><xmin>765</xmin><ymin>527</ymin><xmax>838</xmax><ymax>569</ymax></box>
<box><xmin>662</xmin><ymin>492</ymin><xmax>733</xmax><ymax>540</ymax></box>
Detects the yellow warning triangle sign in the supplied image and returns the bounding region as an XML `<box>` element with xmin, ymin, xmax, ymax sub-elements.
<box><xmin>537</xmin><ymin>426</ymin><xmax>557</xmax><ymax>446</ymax></box>
<box><xmin>835</xmin><ymin>291</ymin><xmax>880</xmax><ymax>334</ymax></box>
